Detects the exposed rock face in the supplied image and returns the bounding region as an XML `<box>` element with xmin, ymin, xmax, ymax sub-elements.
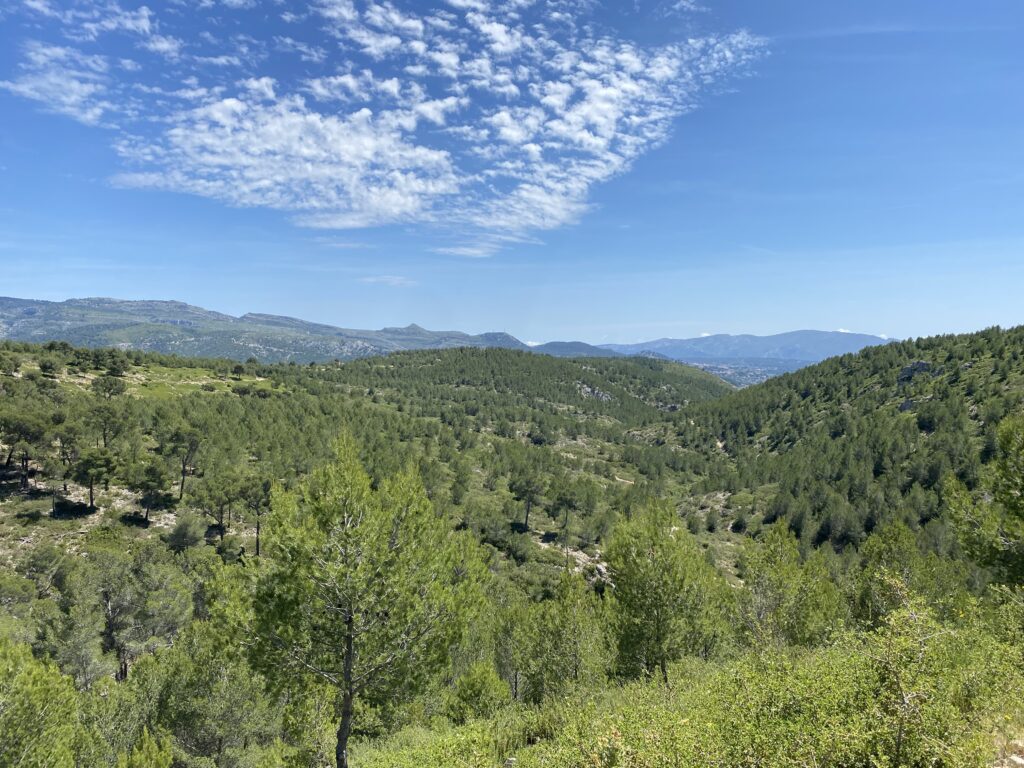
<box><xmin>577</xmin><ymin>382</ymin><xmax>613</xmax><ymax>402</ymax></box>
<box><xmin>898</xmin><ymin>360</ymin><xmax>932</xmax><ymax>383</ymax></box>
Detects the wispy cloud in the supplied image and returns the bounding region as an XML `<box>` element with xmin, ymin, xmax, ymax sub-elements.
<box><xmin>0</xmin><ymin>41</ymin><xmax>113</xmax><ymax>125</ymax></box>
<box><xmin>431</xmin><ymin>231</ymin><xmax>543</xmax><ymax>258</ymax></box>
<box><xmin>3</xmin><ymin>0</ymin><xmax>764</xmax><ymax>253</ymax></box>
<box><xmin>358</xmin><ymin>274</ymin><xmax>416</xmax><ymax>286</ymax></box>
<box><xmin>311</xmin><ymin>238</ymin><xmax>373</xmax><ymax>250</ymax></box>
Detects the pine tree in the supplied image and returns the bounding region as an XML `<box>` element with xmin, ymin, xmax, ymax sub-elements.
<box><xmin>241</xmin><ymin>437</ymin><xmax>484</xmax><ymax>768</ymax></box>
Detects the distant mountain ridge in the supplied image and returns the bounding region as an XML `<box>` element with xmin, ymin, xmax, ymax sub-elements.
<box><xmin>0</xmin><ymin>297</ymin><xmax>887</xmax><ymax>384</ymax></box>
<box><xmin>0</xmin><ymin>297</ymin><xmax>610</xmax><ymax>363</ymax></box>
<box><xmin>601</xmin><ymin>330</ymin><xmax>889</xmax><ymax>363</ymax></box>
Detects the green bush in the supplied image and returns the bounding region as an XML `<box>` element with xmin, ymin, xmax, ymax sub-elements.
<box><xmin>445</xmin><ymin>662</ymin><xmax>510</xmax><ymax>724</ymax></box>
<box><xmin>0</xmin><ymin>639</ymin><xmax>90</xmax><ymax>768</ymax></box>
<box><xmin>353</xmin><ymin>606</ymin><xmax>1024</xmax><ymax>768</ymax></box>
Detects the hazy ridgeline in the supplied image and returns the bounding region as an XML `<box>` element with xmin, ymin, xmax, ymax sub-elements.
<box><xmin>1</xmin><ymin>328</ymin><xmax>1023</xmax><ymax>767</ymax></box>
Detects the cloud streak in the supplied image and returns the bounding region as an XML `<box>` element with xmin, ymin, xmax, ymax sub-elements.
<box><xmin>2</xmin><ymin>0</ymin><xmax>764</xmax><ymax>253</ymax></box>
<box><xmin>358</xmin><ymin>274</ymin><xmax>416</xmax><ymax>286</ymax></box>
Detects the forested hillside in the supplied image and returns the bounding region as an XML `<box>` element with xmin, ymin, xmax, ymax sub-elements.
<box><xmin>1</xmin><ymin>329</ymin><xmax>1023</xmax><ymax>767</ymax></box>
<box><xmin>680</xmin><ymin>326</ymin><xmax>1024</xmax><ymax>553</ymax></box>
<box><xmin>0</xmin><ymin>297</ymin><xmax>885</xmax><ymax>386</ymax></box>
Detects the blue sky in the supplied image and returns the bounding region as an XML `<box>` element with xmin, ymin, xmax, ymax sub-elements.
<box><xmin>1</xmin><ymin>0</ymin><xmax>1022</xmax><ymax>344</ymax></box>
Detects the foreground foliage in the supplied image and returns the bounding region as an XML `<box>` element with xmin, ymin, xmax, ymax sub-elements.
<box><xmin>1</xmin><ymin>329</ymin><xmax>1024</xmax><ymax>766</ymax></box>
<box><xmin>354</xmin><ymin>601</ymin><xmax>1024</xmax><ymax>768</ymax></box>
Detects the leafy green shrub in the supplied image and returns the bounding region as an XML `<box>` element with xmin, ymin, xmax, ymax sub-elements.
<box><xmin>354</xmin><ymin>603</ymin><xmax>1024</xmax><ymax>768</ymax></box>
<box><xmin>445</xmin><ymin>662</ymin><xmax>510</xmax><ymax>724</ymax></box>
<box><xmin>0</xmin><ymin>639</ymin><xmax>89</xmax><ymax>767</ymax></box>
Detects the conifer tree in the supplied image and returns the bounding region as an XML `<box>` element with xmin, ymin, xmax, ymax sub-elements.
<box><xmin>242</xmin><ymin>437</ymin><xmax>484</xmax><ymax>768</ymax></box>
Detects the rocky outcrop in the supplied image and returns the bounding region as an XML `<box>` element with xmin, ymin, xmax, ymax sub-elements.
<box><xmin>898</xmin><ymin>360</ymin><xmax>932</xmax><ymax>383</ymax></box>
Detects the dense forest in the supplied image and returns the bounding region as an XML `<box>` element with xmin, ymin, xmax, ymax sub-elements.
<box><xmin>1</xmin><ymin>329</ymin><xmax>1023</xmax><ymax>767</ymax></box>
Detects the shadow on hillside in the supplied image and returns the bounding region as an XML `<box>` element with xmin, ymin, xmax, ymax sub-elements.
<box><xmin>0</xmin><ymin>471</ymin><xmax>34</xmax><ymax>500</ymax></box>
<box><xmin>2</xmin><ymin>484</ymin><xmax>49</xmax><ymax>502</ymax></box>
<box><xmin>119</xmin><ymin>512</ymin><xmax>151</xmax><ymax>528</ymax></box>
<box><xmin>51</xmin><ymin>499</ymin><xmax>96</xmax><ymax>520</ymax></box>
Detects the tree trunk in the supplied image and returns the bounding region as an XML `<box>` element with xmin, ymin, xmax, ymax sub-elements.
<box><xmin>179</xmin><ymin>461</ymin><xmax>187</xmax><ymax>500</ymax></box>
<box><xmin>4</xmin><ymin>446</ymin><xmax>14</xmax><ymax>468</ymax></box>
<box><xmin>336</xmin><ymin>616</ymin><xmax>355</xmax><ymax>768</ymax></box>
<box><xmin>255</xmin><ymin>516</ymin><xmax>261</xmax><ymax>558</ymax></box>
<box><xmin>660</xmin><ymin>657</ymin><xmax>670</xmax><ymax>688</ymax></box>
<box><xmin>523</xmin><ymin>499</ymin><xmax>532</xmax><ymax>530</ymax></box>
<box><xmin>88</xmin><ymin>480</ymin><xmax>95</xmax><ymax>510</ymax></box>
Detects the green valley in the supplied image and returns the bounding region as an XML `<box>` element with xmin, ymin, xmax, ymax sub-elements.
<box><xmin>1</xmin><ymin>327</ymin><xmax>1023</xmax><ymax>767</ymax></box>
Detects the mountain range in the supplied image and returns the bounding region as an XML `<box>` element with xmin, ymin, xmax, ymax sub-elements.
<box><xmin>599</xmin><ymin>329</ymin><xmax>887</xmax><ymax>361</ymax></box>
<box><xmin>599</xmin><ymin>330</ymin><xmax>890</xmax><ymax>385</ymax></box>
<box><xmin>0</xmin><ymin>297</ymin><xmax>888</xmax><ymax>384</ymax></box>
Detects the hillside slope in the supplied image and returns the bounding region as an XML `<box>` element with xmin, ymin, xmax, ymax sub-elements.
<box><xmin>679</xmin><ymin>325</ymin><xmax>1024</xmax><ymax>550</ymax></box>
<box><xmin>2</xmin><ymin>329</ymin><xmax>1023</xmax><ymax>767</ymax></box>
<box><xmin>0</xmin><ymin>343</ymin><xmax>732</xmax><ymax>573</ymax></box>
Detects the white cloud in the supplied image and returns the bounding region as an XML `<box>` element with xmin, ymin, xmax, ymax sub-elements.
<box><xmin>433</xmin><ymin>244</ymin><xmax>498</xmax><ymax>257</ymax></box>
<box><xmin>20</xmin><ymin>0</ymin><xmax>154</xmax><ymax>40</ymax></box>
<box><xmin>113</xmin><ymin>90</ymin><xmax>461</xmax><ymax>230</ymax></box>
<box><xmin>468</xmin><ymin>13</ymin><xmax>523</xmax><ymax>55</ymax></box>
<box><xmin>241</xmin><ymin>76</ymin><xmax>276</xmax><ymax>101</ymax></box>
<box><xmin>415</xmin><ymin>96</ymin><xmax>463</xmax><ymax>125</ymax></box>
<box><xmin>347</xmin><ymin>26</ymin><xmax>404</xmax><ymax>59</ymax></box>
<box><xmin>669</xmin><ymin>1</ymin><xmax>705</xmax><ymax>12</ymax></box>
<box><xmin>0</xmin><ymin>41</ymin><xmax>112</xmax><ymax>125</ymax></box>
<box><xmin>275</xmin><ymin>36</ymin><xmax>327</xmax><ymax>63</ymax></box>
<box><xmin>195</xmin><ymin>54</ymin><xmax>242</xmax><ymax>67</ymax></box>
<box><xmin>79</xmin><ymin>5</ymin><xmax>153</xmax><ymax>39</ymax></box>
<box><xmin>432</xmin><ymin>231</ymin><xmax>541</xmax><ymax>257</ymax></box>
<box><xmin>4</xmin><ymin>0</ymin><xmax>764</xmax><ymax>253</ymax></box>
<box><xmin>364</xmin><ymin>2</ymin><xmax>425</xmax><ymax>38</ymax></box>
<box><xmin>358</xmin><ymin>274</ymin><xmax>416</xmax><ymax>286</ymax></box>
<box><xmin>312</xmin><ymin>238</ymin><xmax>372</xmax><ymax>249</ymax></box>
<box><xmin>142</xmin><ymin>34</ymin><xmax>184</xmax><ymax>60</ymax></box>
<box><xmin>305</xmin><ymin>73</ymin><xmax>368</xmax><ymax>101</ymax></box>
